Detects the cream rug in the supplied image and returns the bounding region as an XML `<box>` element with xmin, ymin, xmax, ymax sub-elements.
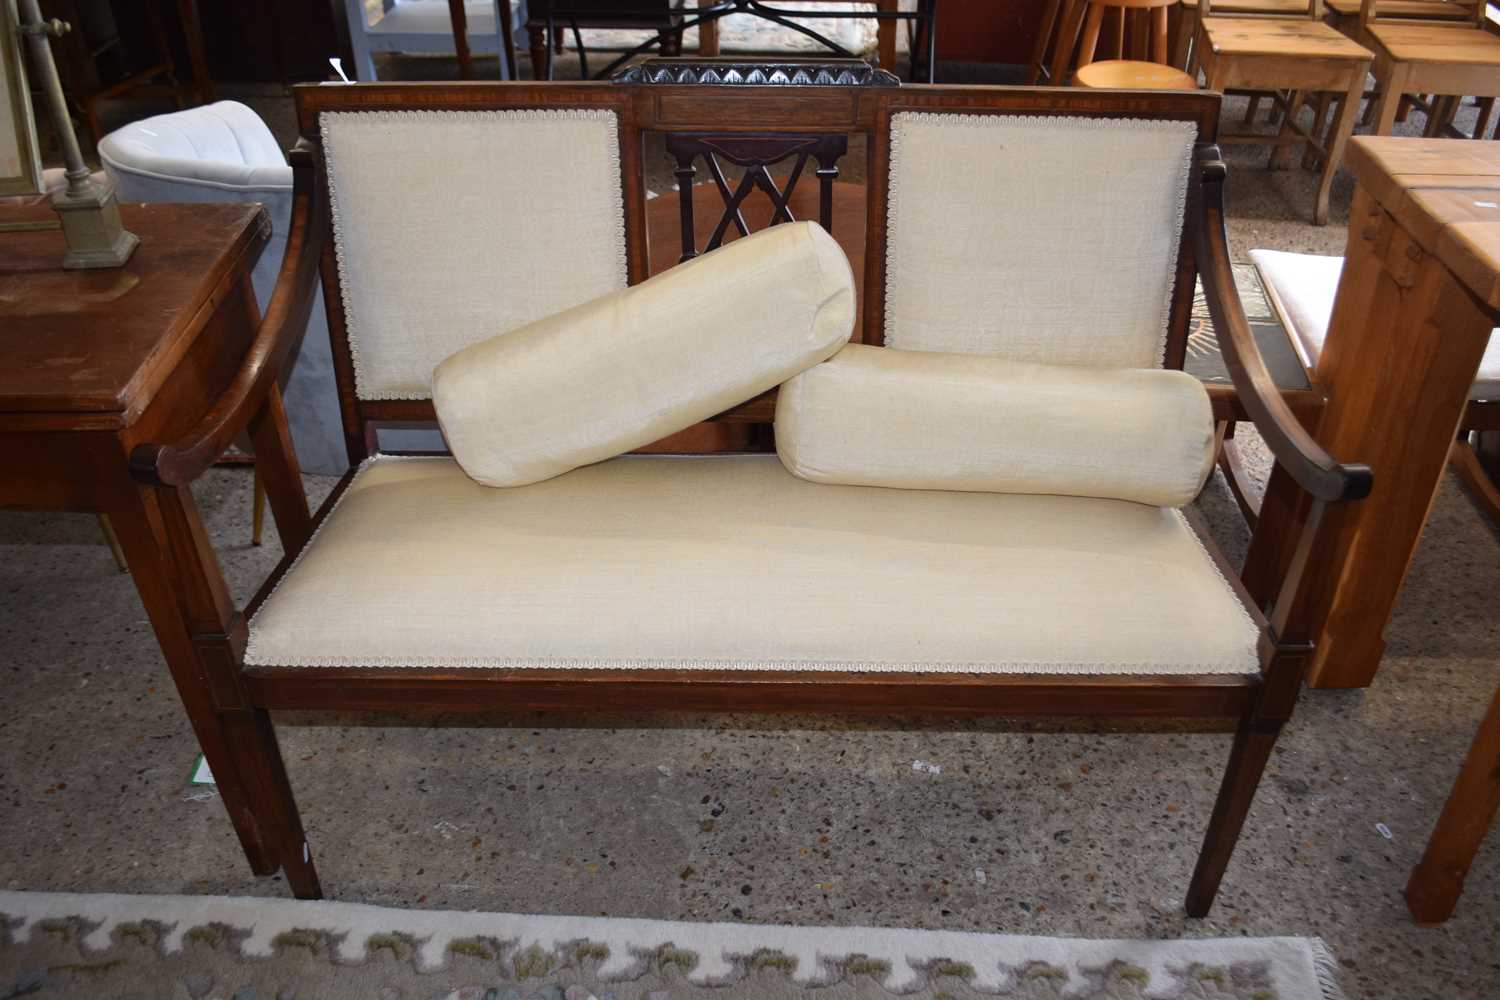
<box><xmin>0</xmin><ymin>890</ymin><xmax>1341</xmax><ymax>999</ymax></box>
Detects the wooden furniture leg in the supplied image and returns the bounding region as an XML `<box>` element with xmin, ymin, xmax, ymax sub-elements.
<box><xmin>1450</xmin><ymin>437</ymin><xmax>1500</xmax><ymax>523</ymax></box>
<box><xmin>1406</xmin><ymin>682</ymin><xmax>1500</xmax><ymax>923</ymax></box>
<box><xmin>113</xmin><ymin>482</ymin><xmax>322</xmax><ymax>898</ymax></box>
<box><xmin>1314</xmin><ymin>73</ymin><xmax>1366</xmax><ymax>226</ymax></box>
<box><xmin>1371</xmin><ymin>63</ymin><xmax>1412</xmax><ymax>135</ymax></box>
<box><xmin>877</xmin><ymin>0</ymin><xmax>898</xmax><ymax>72</ymax></box>
<box><xmin>447</xmin><ymin>0</ymin><xmax>474</xmax><ymax>79</ymax></box>
<box><xmin>1216</xmin><ymin>421</ymin><xmax>1263</xmax><ymax>527</ymax></box>
<box><xmin>177</xmin><ymin>0</ymin><xmax>214</xmax><ymax>104</ymax></box>
<box><xmin>97</xmin><ymin>515</ymin><xmax>129</xmax><ymax>572</ymax></box>
<box><xmin>1186</xmin><ymin>716</ymin><xmax>1282</xmax><ymax>916</ymax></box>
<box><xmin>1028</xmin><ymin>0</ymin><xmax>1066</xmax><ymax>83</ymax></box>
<box><xmin>107</xmin><ymin>490</ymin><xmax>278</xmax><ymax>878</ymax></box>
<box><xmin>698</xmin><ymin>0</ymin><xmax>719</xmax><ymax>55</ymax></box>
<box><xmin>528</xmin><ymin>24</ymin><xmax>550</xmax><ymax>79</ymax></box>
<box><xmin>1048</xmin><ymin>0</ymin><xmax>1088</xmax><ymax>87</ymax></box>
<box><xmin>248</xmin><ymin>383</ymin><xmax>313</xmax><ymax>554</ymax></box>
<box><xmin>1171</xmin><ymin>4</ymin><xmax>1196</xmax><ymax>71</ymax></box>
<box><xmin>1270</xmin><ymin>90</ymin><xmax>1307</xmax><ymax>170</ymax></box>
<box><xmin>1249</xmin><ymin>188</ymin><xmax>1496</xmax><ymax>687</ymax></box>
<box><xmin>250</xmin><ymin>468</ymin><xmax>266</xmax><ymax>547</ymax></box>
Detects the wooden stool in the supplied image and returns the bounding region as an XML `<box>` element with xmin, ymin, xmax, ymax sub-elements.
<box><xmin>1044</xmin><ymin>0</ymin><xmax>1187</xmax><ymax>87</ymax></box>
<box><xmin>1076</xmin><ymin>59</ymin><xmax>1197</xmax><ymax>87</ymax></box>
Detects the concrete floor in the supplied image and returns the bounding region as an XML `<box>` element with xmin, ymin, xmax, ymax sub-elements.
<box><xmin>6</xmin><ymin>56</ymin><xmax>1500</xmax><ymax>1000</ymax></box>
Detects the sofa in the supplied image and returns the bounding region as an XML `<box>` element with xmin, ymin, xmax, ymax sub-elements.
<box><xmin>125</xmin><ymin>75</ymin><xmax>1370</xmax><ymax>916</ymax></box>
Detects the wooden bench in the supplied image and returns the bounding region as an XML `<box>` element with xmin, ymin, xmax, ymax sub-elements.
<box><xmin>127</xmin><ymin>73</ymin><xmax>1369</xmax><ymax>916</ymax></box>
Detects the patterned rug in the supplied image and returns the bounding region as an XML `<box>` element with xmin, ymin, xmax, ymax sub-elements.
<box><xmin>0</xmin><ymin>891</ymin><xmax>1341</xmax><ymax>999</ymax></box>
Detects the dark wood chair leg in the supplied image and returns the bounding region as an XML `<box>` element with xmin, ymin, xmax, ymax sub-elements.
<box><xmin>528</xmin><ymin>25</ymin><xmax>550</xmax><ymax>80</ymax></box>
<box><xmin>222</xmin><ymin>705</ymin><xmax>323</xmax><ymax>899</ymax></box>
<box><xmin>1185</xmin><ymin>715</ymin><xmax>1281</xmax><ymax>917</ymax></box>
<box><xmin>112</xmin><ymin>478</ymin><xmax>322</xmax><ymax>897</ymax></box>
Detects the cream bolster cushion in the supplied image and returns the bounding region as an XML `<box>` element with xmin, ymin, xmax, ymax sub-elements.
<box><xmin>433</xmin><ymin>221</ymin><xmax>856</xmax><ymax>487</ymax></box>
<box><xmin>774</xmin><ymin>344</ymin><xmax>1215</xmax><ymax>508</ymax></box>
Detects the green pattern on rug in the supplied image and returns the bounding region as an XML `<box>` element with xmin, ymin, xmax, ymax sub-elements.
<box><xmin>0</xmin><ymin>891</ymin><xmax>1340</xmax><ymax>999</ymax></box>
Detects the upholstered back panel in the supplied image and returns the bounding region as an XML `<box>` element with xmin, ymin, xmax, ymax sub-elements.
<box><xmin>321</xmin><ymin>109</ymin><xmax>628</xmax><ymax>400</ymax></box>
<box><xmin>883</xmin><ymin>113</ymin><xmax>1195</xmax><ymax>369</ymax></box>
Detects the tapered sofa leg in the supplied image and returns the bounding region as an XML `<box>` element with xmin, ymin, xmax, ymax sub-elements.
<box><xmin>225</xmin><ymin>707</ymin><xmax>323</xmax><ymax>899</ymax></box>
<box><xmin>1185</xmin><ymin>716</ymin><xmax>1280</xmax><ymax>917</ymax></box>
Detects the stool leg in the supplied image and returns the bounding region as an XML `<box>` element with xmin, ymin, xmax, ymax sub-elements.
<box><xmin>1270</xmin><ymin>90</ymin><xmax>1307</xmax><ymax>170</ymax></box>
<box><xmin>1049</xmin><ymin>0</ymin><xmax>1088</xmax><ymax>86</ymax></box>
<box><xmin>1076</xmin><ymin>3</ymin><xmax>1106</xmax><ymax>73</ymax></box>
<box><xmin>1303</xmin><ymin>92</ymin><xmax>1332</xmax><ymax>171</ymax></box>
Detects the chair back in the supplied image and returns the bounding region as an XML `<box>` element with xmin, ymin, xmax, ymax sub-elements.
<box><xmin>1201</xmin><ymin>0</ymin><xmax>1324</xmax><ymax>17</ymax></box>
<box><xmin>879</xmin><ymin>111</ymin><xmax>1196</xmax><ymax>367</ymax></box>
<box><xmin>1357</xmin><ymin>0</ymin><xmax>1484</xmax><ymax>24</ymax></box>
<box><xmin>293</xmin><ymin>80</ymin><xmax>1219</xmax><ymax>463</ymax></box>
<box><xmin>319</xmin><ymin>105</ymin><xmax>629</xmax><ymax>401</ymax></box>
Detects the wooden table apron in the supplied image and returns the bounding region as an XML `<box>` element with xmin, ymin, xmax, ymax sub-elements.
<box><xmin>1245</xmin><ymin>138</ymin><xmax>1500</xmax><ymax>689</ymax></box>
<box><xmin>0</xmin><ymin>202</ymin><xmax>293</xmax><ymax>877</ymax></box>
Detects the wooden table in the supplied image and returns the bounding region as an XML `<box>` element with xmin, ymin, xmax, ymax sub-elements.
<box><xmin>0</xmin><ymin>202</ymin><xmax>317</xmax><ymax>891</ymax></box>
<box><xmin>1245</xmin><ymin>138</ymin><xmax>1500</xmax><ymax>688</ymax></box>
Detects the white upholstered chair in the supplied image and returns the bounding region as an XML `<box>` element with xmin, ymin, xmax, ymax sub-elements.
<box><xmin>343</xmin><ymin>0</ymin><xmax>524</xmax><ymax>81</ymax></box>
<box><xmin>99</xmin><ymin>101</ymin><xmax>347</xmax><ymax>477</ymax></box>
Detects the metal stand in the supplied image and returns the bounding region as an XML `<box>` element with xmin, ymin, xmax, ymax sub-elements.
<box><xmin>17</xmin><ymin>0</ymin><xmax>138</xmax><ymax>269</ymax></box>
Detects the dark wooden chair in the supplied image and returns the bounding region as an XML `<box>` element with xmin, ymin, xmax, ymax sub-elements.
<box><xmin>126</xmin><ymin>76</ymin><xmax>1369</xmax><ymax>915</ymax></box>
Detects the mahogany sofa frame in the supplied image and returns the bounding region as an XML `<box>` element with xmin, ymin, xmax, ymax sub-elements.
<box><xmin>129</xmin><ymin>79</ymin><xmax>1371</xmax><ymax>916</ymax></box>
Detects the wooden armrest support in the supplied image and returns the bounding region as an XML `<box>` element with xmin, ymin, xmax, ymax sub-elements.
<box><xmin>130</xmin><ymin>139</ymin><xmax>327</xmax><ymax>488</ymax></box>
<box><xmin>1193</xmin><ymin>145</ymin><xmax>1372</xmax><ymax>505</ymax></box>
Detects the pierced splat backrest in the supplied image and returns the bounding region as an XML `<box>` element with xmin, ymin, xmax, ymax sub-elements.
<box><xmin>666</xmin><ymin>133</ymin><xmax>848</xmax><ymax>263</ymax></box>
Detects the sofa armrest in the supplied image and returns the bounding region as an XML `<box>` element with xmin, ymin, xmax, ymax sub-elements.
<box><xmin>1193</xmin><ymin>145</ymin><xmax>1371</xmax><ymax>505</ymax></box>
<box><xmin>129</xmin><ymin>138</ymin><xmax>327</xmax><ymax>489</ymax></box>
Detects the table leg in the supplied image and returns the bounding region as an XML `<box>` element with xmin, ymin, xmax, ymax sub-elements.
<box><xmin>1406</xmin><ymin>682</ymin><xmax>1500</xmax><ymax>923</ymax></box>
<box><xmin>1250</xmin><ymin>188</ymin><xmax>1496</xmax><ymax>688</ymax></box>
<box><xmin>110</xmin><ymin>479</ymin><xmax>321</xmax><ymax>896</ymax></box>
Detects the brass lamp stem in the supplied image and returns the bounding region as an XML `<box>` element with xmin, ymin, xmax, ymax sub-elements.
<box><xmin>16</xmin><ymin>0</ymin><xmax>138</xmax><ymax>268</ymax></box>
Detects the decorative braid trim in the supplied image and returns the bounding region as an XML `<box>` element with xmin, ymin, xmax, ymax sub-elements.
<box><xmin>1173</xmin><ymin>506</ymin><xmax>1263</xmax><ymax>667</ymax></box>
<box><xmin>246</xmin><ymin>456</ymin><xmax>1260</xmax><ymax>676</ymax></box>
<box><xmin>320</xmin><ymin>109</ymin><xmax>628</xmax><ymax>402</ymax></box>
<box><xmin>883</xmin><ymin>112</ymin><xmax>1197</xmax><ymax>369</ymax></box>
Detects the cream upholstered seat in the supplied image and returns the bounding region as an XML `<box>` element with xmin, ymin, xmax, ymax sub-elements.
<box><xmin>1249</xmin><ymin>249</ymin><xmax>1500</xmax><ymax>399</ymax></box>
<box><xmin>246</xmin><ymin>454</ymin><xmax>1259</xmax><ymax>674</ymax></box>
